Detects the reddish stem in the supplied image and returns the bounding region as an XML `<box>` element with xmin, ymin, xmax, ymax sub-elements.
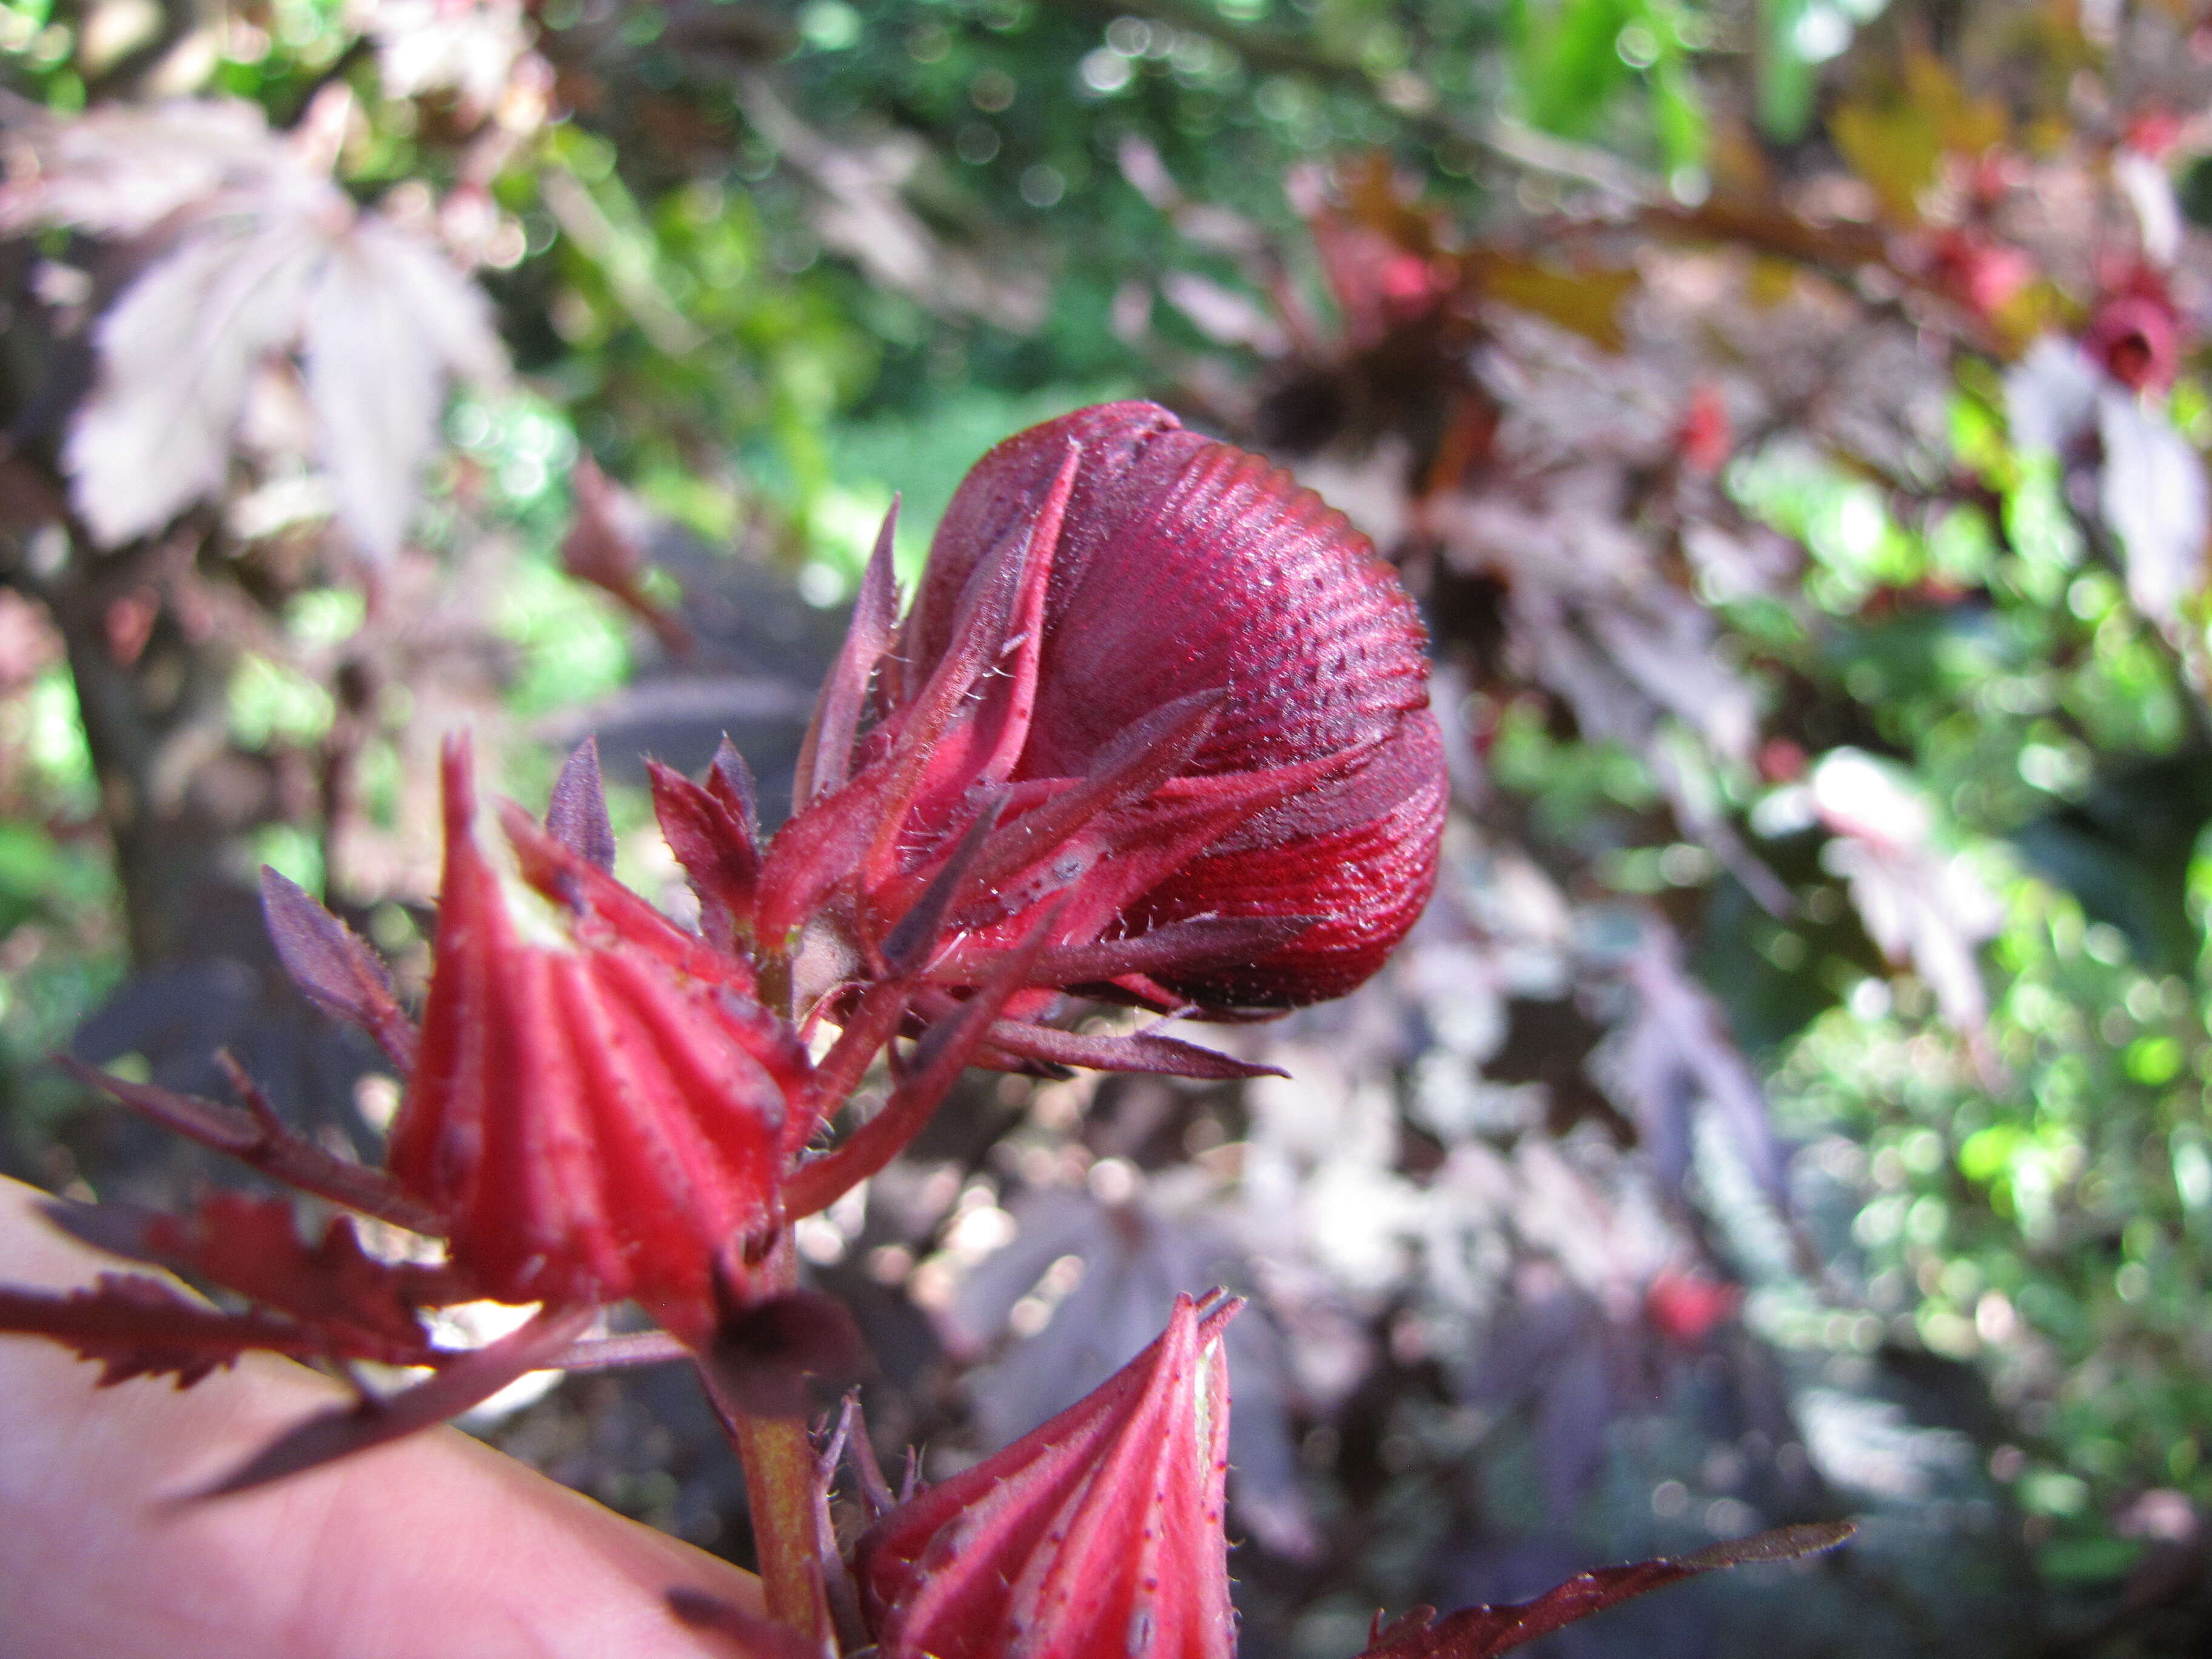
<box><xmin>732</xmin><ymin>1410</ymin><xmax>831</xmax><ymax>1647</ymax></box>
<box><xmin>697</xmin><ymin>1232</ymin><xmax>830</xmax><ymax>1651</ymax></box>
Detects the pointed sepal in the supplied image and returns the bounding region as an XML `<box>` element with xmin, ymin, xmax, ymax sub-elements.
<box><xmin>648</xmin><ymin>756</ymin><xmax>762</xmax><ymax>953</ymax></box>
<box><xmin>547</xmin><ymin>737</ymin><xmax>620</xmax><ymax>873</ymax></box>
<box><xmin>194</xmin><ymin>1304</ymin><xmax>597</xmax><ymax>1498</ymax></box>
<box><xmin>258</xmin><ymin>867</ymin><xmax>420</xmax><ymax>1068</ymax></box>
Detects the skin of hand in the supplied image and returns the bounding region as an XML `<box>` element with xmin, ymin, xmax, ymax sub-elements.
<box><xmin>0</xmin><ymin>1172</ymin><xmax>764</xmax><ymax>1658</ymax></box>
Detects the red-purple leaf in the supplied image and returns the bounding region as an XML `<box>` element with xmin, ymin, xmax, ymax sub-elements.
<box><xmin>16</xmin><ymin>99</ymin><xmax>504</xmax><ymax>559</ymax></box>
<box><xmin>50</xmin><ymin>1054</ymin><xmax>443</xmax><ymax>1236</ymax></box>
<box><xmin>44</xmin><ymin>1195</ymin><xmax>450</xmax><ymax>1366</ymax></box>
<box><xmin>258</xmin><ymin>866</ymin><xmax>419</xmax><ymax>1068</ymax></box>
<box><xmin>0</xmin><ymin>1273</ymin><xmax>320</xmax><ymax>1388</ymax></box>
<box><xmin>1356</xmin><ymin>1523</ymin><xmax>1857</xmax><ymax>1659</ymax></box>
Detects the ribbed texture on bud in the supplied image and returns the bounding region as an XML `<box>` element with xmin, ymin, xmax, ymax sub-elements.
<box><xmin>857</xmin><ymin>1292</ymin><xmax>1240</xmax><ymax>1659</ymax></box>
<box><xmin>386</xmin><ymin>739</ymin><xmax>799</xmax><ymax>1341</ymax></box>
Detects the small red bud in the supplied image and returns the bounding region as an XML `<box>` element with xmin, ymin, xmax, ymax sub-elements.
<box><xmin>857</xmin><ymin>1292</ymin><xmax>1241</xmax><ymax>1659</ymax></box>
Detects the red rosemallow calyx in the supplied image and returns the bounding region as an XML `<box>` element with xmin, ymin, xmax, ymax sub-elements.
<box><xmin>760</xmin><ymin>401</ymin><xmax>1446</xmax><ymax>1061</ymax></box>
<box><xmin>387</xmin><ymin>736</ymin><xmax>803</xmax><ymax>1342</ymax></box>
<box><xmin>856</xmin><ymin>1290</ymin><xmax>1239</xmax><ymax>1659</ymax></box>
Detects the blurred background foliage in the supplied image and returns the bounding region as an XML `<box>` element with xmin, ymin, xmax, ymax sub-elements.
<box><xmin>7</xmin><ymin>0</ymin><xmax>2212</xmax><ymax>1652</ymax></box>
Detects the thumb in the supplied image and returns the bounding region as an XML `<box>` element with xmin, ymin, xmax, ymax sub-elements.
<box><xmin>0</xmin><ymin>1172</ymin><xmax>764</xmax><ymax>1659</ymax></box>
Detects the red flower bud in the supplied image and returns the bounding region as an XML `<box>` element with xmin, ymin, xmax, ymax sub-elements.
<box><xmin>857</xmin><ymin>1291</ymin><xmax>1240</xmax><ymax>1659</ymax></box>
<box><xmin>388</xmin><ymin>737</ymin><xmax>804</xmax><ymax>1341</ymax></box>
<box><xmin>915</xmin><ymin>403</ymin><xmax>1444</xmax><ymax>1007</ymax></box>
<box><xmin>768</xmin><ymin>402</ymin><xmax>1444</xmax><ymax>1019</ymax></box>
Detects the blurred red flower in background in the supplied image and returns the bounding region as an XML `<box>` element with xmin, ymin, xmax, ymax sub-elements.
<box><xmin>2084</xmin><ymin>268</ymin><xmax>2188</xmax><ymax>392</ymax></box>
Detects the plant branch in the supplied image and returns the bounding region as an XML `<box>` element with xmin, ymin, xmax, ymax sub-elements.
<box><xmin>695</xmin><ymin>1233</ymin><xmax>831</xmax><ymax>1652</ymax></box>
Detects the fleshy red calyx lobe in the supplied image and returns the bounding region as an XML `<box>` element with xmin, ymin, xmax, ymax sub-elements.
<box><xmin>386</xmin><ymin>736</ymin><xmax>794</xmax><ymax>1343</ymax></box>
